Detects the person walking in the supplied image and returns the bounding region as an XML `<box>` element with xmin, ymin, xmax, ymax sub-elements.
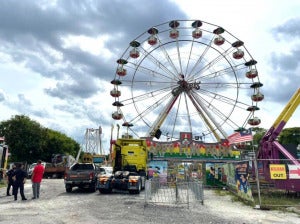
<box><xmin>31</xmin><ymin>160</ymin><xmax>45</xmax><ymax>199</ymax></box>
<box><xmin>5</xmin><ymin>165</ymin><xmax>16</xmax><ymax>196</ymax></box>
<box><xmin>12</xmin><ymin>163</ymin><xmax>27</xmax><ymax>201</ymax></box>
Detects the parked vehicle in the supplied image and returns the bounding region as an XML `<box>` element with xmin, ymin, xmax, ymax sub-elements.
<box><xmin>27</xmin><ymin>162</ymin><xmax>46</xmax><ymax>178</ymax></box>
<box><xmin>96</xmin><ymin>138</ymin><xmax>148</xmax><ymax>194</ymax></box>
<box><xmin>64</xmin><ymin>163</ymin><xmax>101</xmax><ymax>192</ymax></box>
<box><xmin>99</xmin><ymin>166</ymin><xmax>113</xmax><ymax>176</ymax></box>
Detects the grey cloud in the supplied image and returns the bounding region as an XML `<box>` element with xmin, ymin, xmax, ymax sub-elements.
<box><xmin>270</xmin><ymin>50</ymin><xmax>300</xmax><ymax>71</ymax></box>
<box><xmin>266</xmin><ymin>17</ymin><xmax>300</xmax><ymax>103</ymax></box>
<box><xmin>0</xmin><ymin>91</ymin><xmax>5</xmax><ymax>102</ymax></box>
<box><xmin>272</xmin><ymin>17</ymin><xmax>300</xmax><ymax>40</ymax></box>
<box><xmin>18</xmin><ymin>94</ymin><xmax>32</xmax><ymax>106</ymax></box>
<box><xmin>44</xmin><ymin>75</ymin><xmax>101</xmax><ymax>99</ymax></box>
<box><xmin>4</xmin><ymin>94</ymin><xmax>49</xmax><ymax>118</ymax></box>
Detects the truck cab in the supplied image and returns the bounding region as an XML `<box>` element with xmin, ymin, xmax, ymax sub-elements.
<box><xmin>97</xmin><ymin>138</ymin><xmax>148</xmax><ymax>194</ymax></box>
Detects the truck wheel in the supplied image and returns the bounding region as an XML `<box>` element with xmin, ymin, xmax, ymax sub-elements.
<box><xmin>129</xmin><ymin>180</ymin><xmax>141</xmax><ymax>194</ymax></box>
<box><xmin>66</xmin><ymin>185</ymin><xmax>72</xmax><ymax>193</ymax></box>
<box><xmin>141</xmin><ymin>177</ymin><xmax>145</xmax><ymax>190</ymax></box>
<box><xmin>90</xmin><ymin>184</ymin><xmax>96</xmax><ymax>192</ymax></box>
<box><xmin>99</xmin><ymin>188</ymin><xmax>112</xmax><ymax>194</ymax></box>
<box><xmin>136</xmin><ymin>180</ymin><xmax>142</xmax><ymax>194</ymax></box>
<box><xmin>99</xmin><ymin>189</ymin><xmax>106</xmax><ymax>194</ymax></box>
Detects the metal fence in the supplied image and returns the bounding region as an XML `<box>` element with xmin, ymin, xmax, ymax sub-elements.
<box><xmin>145</xmin><ymin>178</ymin><xmax>204</xmax><ymax>208</ymax></box>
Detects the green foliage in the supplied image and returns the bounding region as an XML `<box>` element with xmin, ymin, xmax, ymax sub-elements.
<box><xmin>251</xmin><ymin>127</ymin><xmax>267</xmax><ymax>146</ymax></box>
<box><xmin>278</xmin><ymin>127</ymin><xmax>300</xmax><ymax>146</ymax></box>
<box><xmin>0</xmin><ymin>115</ymin><xmax>79</xmax><ymax>164</ymax></box>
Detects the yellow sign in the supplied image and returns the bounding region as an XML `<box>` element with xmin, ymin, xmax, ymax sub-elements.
<box><xmin>269</xmin><ymin>164</ymin><xmax>287</xmax><ymax>179</ymax></box>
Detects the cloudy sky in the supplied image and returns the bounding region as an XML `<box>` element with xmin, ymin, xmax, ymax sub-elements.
<box><xmin>0</xmin><ymin>0</ymin><xmax>300</xmax><ymax>153</ymax></box>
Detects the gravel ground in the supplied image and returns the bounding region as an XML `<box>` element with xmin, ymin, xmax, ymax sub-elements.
<box><xmin>0</xmin><ymin>179</ymin><xmax>299</xmax><ymax>224</ymax></box>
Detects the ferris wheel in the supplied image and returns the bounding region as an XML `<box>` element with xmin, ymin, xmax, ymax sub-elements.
<box><xmin>110</xmin><ymin>19</ymin><xmax>263</xmax><ymax>142</ymax></box>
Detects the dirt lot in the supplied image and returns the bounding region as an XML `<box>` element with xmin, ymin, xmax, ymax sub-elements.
<box><xmin>0</xmin><ymin>179</ymin><xmax>299</xmax><ymax>224</ymax></box>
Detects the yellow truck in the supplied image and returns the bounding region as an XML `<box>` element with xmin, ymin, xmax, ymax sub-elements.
<box><xmin>96</xmin><ymin>138</ymin><xmax>148</xmax><ymax>194</ymax></box>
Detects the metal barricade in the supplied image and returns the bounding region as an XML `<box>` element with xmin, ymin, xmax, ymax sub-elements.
<box><xmin>145</xmin><ymin>178</ymin><xmax>204</xmax><ymax>208</ymax></box>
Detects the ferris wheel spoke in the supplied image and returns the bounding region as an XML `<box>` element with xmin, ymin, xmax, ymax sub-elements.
<box><xmin>120</xmin><ymin>84</ymin><xmax>175</xmax><ymax>106</ymax></box>
<box><xmin>192</xmin><ymin>90</ymin><xmax>248</xmax><ymax>131</ymax></box>
<box><xmin>192</xmin><ymin>47</ymin><xmax>234</xmax><ymax>78</ymax></box>
<box><xmin>194</xmin><ymin>63</ymin><xmax>242</xmax><ymax>82</ymax></box>
<box><xmin>156</xmin><ymin>39</ymin><xmax>180</xmax><ymax>75</ymax></box>
<box><xmin>196</xmin><ymin>87</ymin><xmax>251</xmax><ymax>109</ymax></box>
<box><xmin>190</xmin><ymin>92</ymin><xmax>228</xmax><ymax>139</ymax></box>
<box><xmin>187</xmin><ymin>92</ymin><xmax>223</xmax><ymax>141</ymax></box>
<box><xmin>186</xmin><ymin>40</ymin><xmax>212</xmax><ymax>80</ymax></box>
<box><xmin>129</xmin><ymin>92</ymin><xmax>174</xmax><ymax>125</ymax></box>
<box><xmin>175</xmin><ymin>39</ymin><xmax>183</xmax><ymax>74</ymax></box>
<box><xmin>147</xmin><ymin>94</ymin><xmax>180</xmax><ymax>137</ymax></box>
<box><xmin>138</xmin><ymin>47</ymin><xmax>178</xmax><ymax>80</ymax></box>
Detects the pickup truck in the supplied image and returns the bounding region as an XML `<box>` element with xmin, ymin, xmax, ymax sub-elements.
<box><xmin>64</xmin><ymin>163</ymin><xmax>101</xmax><ymax>192</ymax></box>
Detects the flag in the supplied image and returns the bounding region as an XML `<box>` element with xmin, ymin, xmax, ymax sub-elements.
<box><xmin>228</xmin><ymin>129</ymin><xmax>253</xmax><ymax>145</ymax></box>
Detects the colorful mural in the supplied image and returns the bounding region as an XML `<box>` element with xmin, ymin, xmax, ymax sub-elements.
<box><xmin>205</xmin><ymin>162</ymin><xmax>226</xmax><ymax>186</ymax></box>
<box><xmin>234</xmin><ymin>162</ymin><xmax>254</xmax><ymax>202</ymax></box>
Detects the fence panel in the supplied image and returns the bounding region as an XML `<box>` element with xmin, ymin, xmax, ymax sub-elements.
<box><xmin>145</xmin><ymin>178</ymin><xmax>204</xmax><ymax>208</ymax></box>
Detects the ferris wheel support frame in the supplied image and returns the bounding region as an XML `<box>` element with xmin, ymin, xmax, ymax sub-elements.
<box><xmin>189</xmin><ymin>91</ymin><xmax>228</xmax><ymax>140</ymax></box>
<box><xmin>147</xmin><ymin>94</ymin><xmax>179</xmax><ymax>138</ymax></box>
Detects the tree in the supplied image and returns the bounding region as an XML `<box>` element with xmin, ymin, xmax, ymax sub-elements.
<box><xmin>278</xmin><ymin>127</ymin><xmax>300</xmax><ymax>146</ymax></box>
<box><xmin>43</xmin><ymin>129</ymin><xmax>79</xmax><ymax>161</ymax></box>
<box><xmin>0</xmin><ymin>115</ymin><xmax>79</xmax><ymax>164</ymax></box>
<box><xmin>252</xmin><ymin>127</ymin><xmax>267</xmax><ymax>146</ymax></box>
<box><xmin>0</xmin><ymin>115</ymin><xmax>46</xmax><ymax>163</ymax></box>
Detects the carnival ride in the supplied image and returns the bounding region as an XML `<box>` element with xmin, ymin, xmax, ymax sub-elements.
<box><xmin>110</xmin><ymin>19</ymin><xmax>263</xmax><ymax>143</ymax></box>
<box><xmin>76</xmin><ymin>127</ymin><xmax>106</xmax><ymax>165</ymax></box>
<box><xmin>258</xmin><ymin>88</ymin><xmax>300</xmax><ymax>192</ymax></box>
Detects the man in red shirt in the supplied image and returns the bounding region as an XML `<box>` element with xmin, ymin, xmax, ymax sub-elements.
<box><xmin>31</xmin><ymin>160</ymin><xmax>45</xmax><ymax>199</ymax></box>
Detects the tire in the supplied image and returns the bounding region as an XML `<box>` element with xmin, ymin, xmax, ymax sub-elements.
<box><xmin>90</xmin><ymin>183</ymin><xmax>96</xmax><ymax>192</ymax></box>
<box><xmin>66</xmin><ymin>185</ymin><xmax>72</xmax><ymax>193</ymax></box>
<box><xmin>129</xmin><ymin>180</ymin><xmax>141</xmax><ymax>194</ymax></box>
<box><xmin>99</xmin><ymin>188</ymin><xmax>112</xmax><ymax>194</ymax></box>
<box><xmin>136</xmin><ymin>180</ymin><xmax>141</xmax><ymax>194</ymax></box>
<box><xmin>141</xmin><ymin>177</ymin><xmax>145</xmax><ymax>190</ymax></box>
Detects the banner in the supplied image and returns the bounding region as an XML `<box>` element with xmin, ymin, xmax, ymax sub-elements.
<box><xmin>235</xmin><ymin>162</ymin><xmax>254</xmax><ymax>202</ymax></box>
<box><xmin>288</xmin><ymin>165</ymin><xmax>300</xmax><ymax>179</ymax></box>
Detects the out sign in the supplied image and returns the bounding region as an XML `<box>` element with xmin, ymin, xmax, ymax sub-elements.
<box><xmin>269</xmin><ymin>164</ymin><xmax>287</xmax><ymax>179</ymax></box>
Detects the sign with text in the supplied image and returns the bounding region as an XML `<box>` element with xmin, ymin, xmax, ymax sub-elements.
<box><xmin>288</xmin><ymin>165</ymin><xmax>300</xmax><ymax>179</ymax></box>
<box><xmin>269</xmin><ymin>164</ymin><xmax>287</xmax><ymax>179</ymax></box>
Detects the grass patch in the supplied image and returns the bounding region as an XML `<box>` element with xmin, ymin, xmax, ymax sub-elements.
<box><xmin>214</xmin><ymin>187</ymin><xmax>300</xmax><ymax>214</ymax></box>
<box><xmin>252</xmin><ymin>190</ymin><xmax>300</xmax><ymax>212</ymax></box>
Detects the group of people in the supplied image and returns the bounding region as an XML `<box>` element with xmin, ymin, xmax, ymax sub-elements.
<box><xmin>6</xmin><ymin>160</ymin><xmax>45</xmax><ymax>201</ymax></box>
